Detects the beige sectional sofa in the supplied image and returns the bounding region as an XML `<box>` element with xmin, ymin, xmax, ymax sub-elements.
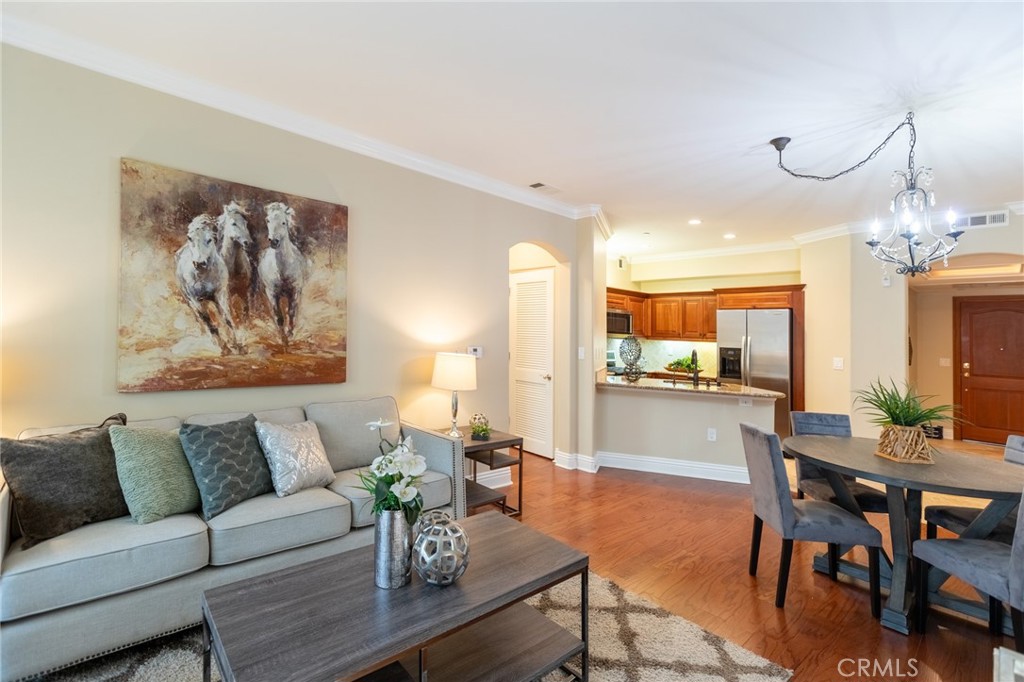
<box><xmin>0</xmin><ymin>396</ymin><xmax>466</xmax><ymax>681</ymax></box>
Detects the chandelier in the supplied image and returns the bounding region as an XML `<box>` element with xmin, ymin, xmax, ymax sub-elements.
<box><xmin>770</xmin><ymin>112</ymin><xmax>963</xmax><ymax>277</ymax></box>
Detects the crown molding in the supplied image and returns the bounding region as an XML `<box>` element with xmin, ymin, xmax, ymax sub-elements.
<box><xmin>2</xmin><ymin>16</ymin><xmax>589</xmax><ymax>222</ymax></box>
<box><xmin>590</xmin><ymin>207</ymin><xmax>613</xmax><ymax>241</ymax></box>
<box><xmin>791</xmin><ymin>222</ymin><xmax>857</xmax><ymax>245</ymax></box>
<box><xmin>630</xmin><ymin>240</ymin><xmax>799</xmax><ymax>264</ymax></box>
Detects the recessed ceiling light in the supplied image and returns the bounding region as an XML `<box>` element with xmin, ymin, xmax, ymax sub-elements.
<box><xmin>723</xmin><ymin>233</ymin><xmax>736</xmax><ymax>240</ymax></box>
<box><xmin>688</xmin><ymin>218</ymin><xmax>702</xmax><ymax>225</ymax></box>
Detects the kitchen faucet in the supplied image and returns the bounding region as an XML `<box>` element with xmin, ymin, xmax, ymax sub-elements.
<box><xmin>691</xmin><ymin>349</ymin><xmax>701</xmax><ymax>387</ymax></box>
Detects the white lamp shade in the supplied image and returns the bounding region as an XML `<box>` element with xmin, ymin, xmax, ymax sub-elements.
<box><xmin>431</xmin><ymin>352</ymin><xmax>477</xmax><ymax>391</ymax></box>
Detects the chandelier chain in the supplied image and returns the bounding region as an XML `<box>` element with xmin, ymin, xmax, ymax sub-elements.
<box><xmin>776</xmin><ymin>112</ymin><xmax>917</xmax><ymax>181</ymax></box>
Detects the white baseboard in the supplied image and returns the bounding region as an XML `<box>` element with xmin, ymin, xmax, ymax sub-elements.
<box><xmin>467</xmin><ymin>468</ymin><xmax>512</xmax><ymax>489</ymax></box>
<box><xmin>556</xmin><ymin>448</ymin><xmax>749</xmax><ymax>484</ymax></box>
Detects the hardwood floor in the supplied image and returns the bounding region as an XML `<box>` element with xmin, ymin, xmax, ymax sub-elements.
<box><xmin>498</xmin><ymin>439</ymin><xmax>1012</xmax><ymax>681</ymax></box>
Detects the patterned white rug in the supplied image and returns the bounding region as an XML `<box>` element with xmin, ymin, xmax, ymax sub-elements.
<box><xmin>35</xmin><ymin>574</ymin><xmax>790</xmax><ymax>682</ymax></box>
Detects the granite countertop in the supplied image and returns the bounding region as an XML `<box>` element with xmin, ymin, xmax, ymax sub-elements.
<box><xmin>599</xmin><ymin>375</ymin><xmax>785</xmax><ymax>400</ymax></box>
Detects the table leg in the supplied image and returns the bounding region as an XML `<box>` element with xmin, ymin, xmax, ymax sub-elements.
<box><xmin>880</xmin><ymin>485</ymin><xmax>914</xmax><ymax>634</ymax></box>
<box><xmin>514</xmin><ymin>443</ymin><xmax>523</xmax><ymax>517</ymax></box>
<box><xmin>811</xmin><ymin>469</ymin><xmax>893</xmax><ymax>580</ymax></box>
<box><xmin>581</xmin><ymin>568</ymin><xmax>589</xmax><ymax>682</ymax></box>
<box><xmin>202</xmin><ymin>614</ymin><xmax>212</xmax><ymax>682</ymax></box>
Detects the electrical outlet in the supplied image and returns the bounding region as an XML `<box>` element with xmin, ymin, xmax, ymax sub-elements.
<box><xmin>738</xmin><ymin>397</ymin><xmax>753</xmax><ymax>407</ymax></box>
<box><xmin>467</xmin><ymin>346</ymin><xmax>483</xmax><ymax>358</ymax></box>
<box><xmin>832</xmin><ymin>357</ymin><xmax>844</xmax><ymax>370</ymax></box>
<box><xmin>707</xmin><ymin>427</ymin><xmax>717</xmax><ymax>442</ymax></box>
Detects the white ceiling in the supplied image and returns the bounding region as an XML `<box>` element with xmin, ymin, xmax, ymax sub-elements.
<box><xmin>3</xmin><ymin>2</ymin><xmax>1022</xmax><ymax>262</ymax></box>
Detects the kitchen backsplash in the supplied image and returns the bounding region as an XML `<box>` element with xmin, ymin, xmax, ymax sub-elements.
<box><xmin>607</xmin><ymin>338</ymin><xmax>719</xmax><ymax>376</ymax></box>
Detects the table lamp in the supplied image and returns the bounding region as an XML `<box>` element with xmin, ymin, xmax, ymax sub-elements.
<box><xmin>431</xmin><ymin>352</ymin><xmax>477</xmax><ymax>437</ymax></box>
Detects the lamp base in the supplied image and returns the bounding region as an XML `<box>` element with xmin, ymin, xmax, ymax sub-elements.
<box><xmin>446</xmin><ymin>421</ymin><xmax>463</xmax><ymax>438</ymax></box>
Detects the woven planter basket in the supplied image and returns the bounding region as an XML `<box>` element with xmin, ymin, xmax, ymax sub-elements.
<box><xmin>875</xmin><ymin>424</ymin><xmax>934</xmax><ymax>464</ymax></box>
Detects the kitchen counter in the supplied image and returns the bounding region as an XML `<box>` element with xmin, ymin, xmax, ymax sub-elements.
<box><xmin>599</xmin><ymin>375</ymin><xmax>784</xmax><ymax>400</ymax></box>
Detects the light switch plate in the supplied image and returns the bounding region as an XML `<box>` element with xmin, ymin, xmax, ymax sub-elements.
<box><xmin>832</xmin><ymin>357</ymin><xmax>845</xmax><ymax>370</ymax></box>
<box><xmin>467</xmin><ymin>346</ymin><xmax>483</xmax><ymax>358</ymax></box>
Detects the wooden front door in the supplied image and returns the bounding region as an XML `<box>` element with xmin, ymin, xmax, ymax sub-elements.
<box><xmin>954</xmin><ymin>296</ymin><xmax>1024</xmax><ymax>444</ymax></box>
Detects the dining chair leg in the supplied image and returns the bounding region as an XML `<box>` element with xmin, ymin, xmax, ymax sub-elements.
<box><xmin>925</xmin><ymin>522</ymin><xmax>937</xmax><ymax>539</ymax></box>
<box><xmin>796</xmin><ymin>489</ymin><xmax>805</xmax><ymax>499</ymax></box>
<box><xmin>1011</xmin><ymin>608</ymin><xmax>1024</xmax><ymax>653</ymax></box>
<box><xmin>775</xmin><ymin>538</ymin><xmax>794</xmax><ymax>608</ymax></box>
<box><xmin>915</xmin><ymin>558</ymin><xmax>929</xmax><ymax>634</ymax></box>
<box><xmin>827</xmin><ymin>543</ymin><xmax>839</xmax><ymax>582</ymax></box>
<box><xmin>868</xmin><ymin>546</ymin><xmax>881</xmax><ymax>620</ymax></box>
<box><xmin>990</xmin><ymin>597</ymin><xmax>1004</xmax><ymax>636</ymax></box>
<box><xmin>749</xmin><ymin>515</ymin><xmax>763</xmax><ymax>576</ymax></box>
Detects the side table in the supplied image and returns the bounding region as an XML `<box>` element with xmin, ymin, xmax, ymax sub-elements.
<box><xmin>459</xmin><ymin>428</ymin><xmax>524</xmax><ymax>517</ymax></box>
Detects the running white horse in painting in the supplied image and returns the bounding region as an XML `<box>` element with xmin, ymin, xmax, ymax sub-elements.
<box><xmin>259</xmin><ymin>202</ymin><xmax>307</xmax><ymax>350</ymax></box>
<box><xmin>216</xmin><ymin>201</ymin><xmax>258</xmax><ymax>324</ymax></box>
<box><xmin>175</xmin><ymin>214</ymin><xmax>243</xmax><ymax>355</ymax></box>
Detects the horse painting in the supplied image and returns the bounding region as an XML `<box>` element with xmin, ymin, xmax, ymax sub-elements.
<box><xmin>216</xmin><ymin>201</ymin><xmax>259</xmax><ymax>324</ymax></box>
<box><xmin>175</xmin><ymin>214</ymin><xmax>243</xmax><ymax>355</ymax></box>
<box><xmin>258</xmin><ymin>201</ymin><xmax>307</xmax><ymax>350</ymax></box>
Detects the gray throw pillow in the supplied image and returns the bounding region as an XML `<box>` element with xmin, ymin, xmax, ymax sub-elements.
<box><xmin>255</xmin><ymin>420</ymin><xmax>335</xmax><ymax>497</ymax></box>
<box><xmin>179</xmin><ymin>414</ymin><xmax>273</xmax><ymax>520</ymax></box>
<box><xmin>0</xmin><ymin>414</ymin><xmax>129</xmax><ymax>548</ymax></box>
<box><xmin>109</xmin><ymin>425</ymin><xmax>201</xmax><ymax>524</ymax></box>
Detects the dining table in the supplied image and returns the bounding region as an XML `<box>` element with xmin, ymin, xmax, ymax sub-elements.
<box><xmin>782</xmin><ymin>434</ymin><xmax>1024</xmax><ymax>635</ymax></box>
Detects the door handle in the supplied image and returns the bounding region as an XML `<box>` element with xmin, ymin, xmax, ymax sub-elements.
<box><xmin>963</xmin><ymin>372</ymin><xmax>970</xmax><ymax>377</ymax></box>
<box><xmin>542</xmin><ymin>374</ymin><xmax>552</xmax><ymax>381</ymax></box>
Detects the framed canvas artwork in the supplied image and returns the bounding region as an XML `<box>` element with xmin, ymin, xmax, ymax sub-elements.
<box><xmin>118</xmin><ymin>158</ymin><xmax>348</xmax><ymax>392</ymax></box>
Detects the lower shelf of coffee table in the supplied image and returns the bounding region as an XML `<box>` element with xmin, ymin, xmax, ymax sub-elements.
<box><xmin>364</xmin><ymin>601</ymin><xmax>583</xmax><ymax>682</ymax></box>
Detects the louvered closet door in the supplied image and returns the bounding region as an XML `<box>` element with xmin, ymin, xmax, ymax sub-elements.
<box><xmin>509</xmin><ymin>269</ymin><xmax>554</xmax><ymax>457</ymax></box>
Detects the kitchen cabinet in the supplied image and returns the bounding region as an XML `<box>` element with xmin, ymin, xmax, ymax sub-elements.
<box><xmin>649</xmin><ymin>296</ymin><xmax>683</xmax><ymax>338</ymax></box>
<box><xmin>607</xmin><ymin>288</ymin><xmax>649</xmax><ymax>336</ymax></box>
<box><xmin>717</xmin><ymin>285</ymin><xmax>801</xmax><ymax>310</ymax></box>
<box><xmin>679</xmin><ymin>294</ymin><xmax>717</xmax><ymax>341</ymax></box>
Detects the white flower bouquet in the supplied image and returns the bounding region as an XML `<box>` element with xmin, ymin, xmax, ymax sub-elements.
<box><xmin>359</xmin><ymin>419</ymin><xmax>428</xmax><ymax>525</ymax></box>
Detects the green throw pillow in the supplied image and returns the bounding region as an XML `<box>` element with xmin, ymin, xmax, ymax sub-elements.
<box><xmin>179</xmin><ymin>414</ymin><xmax>273</xmax><ymax>520</ymax></box>
<box><xmin>109</xmin><ymin>426</ymin><xmax>201</xmax><ymax>524</ymax></box>
<box><xmin>0</xmin><ymin>414</ymin><xmax>129</xmax><ymax>548</ymax></box>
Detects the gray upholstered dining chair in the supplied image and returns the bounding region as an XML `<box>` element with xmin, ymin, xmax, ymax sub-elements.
<box><xmin>914</xmin><ymin>487</ymin><xmax>1024</xmax><ymax>652</ymax></box>
<box><xmin>924</xmin><ymin>435</ymin><xmax>1023</xmax><ymax>544</ymax></box>
<box><xmin>740</xmin><ymin>422</ymin><xmax>882</xmax><ymax>616</ymax></box>
<box><xmin>789</xmin><ymin>411</ymin><xmax>889</xmax><ymax>514</ymax></box>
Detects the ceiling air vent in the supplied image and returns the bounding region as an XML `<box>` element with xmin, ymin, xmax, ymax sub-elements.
<box><xmin>951</xmin><ymin>211</ymin><xmax>1009</xmax><ymax>230</ymax></box>
<box><xmin>528</xmin><ymin>182</ymin><xmax>560</xmax><ymax>195</ymax></box>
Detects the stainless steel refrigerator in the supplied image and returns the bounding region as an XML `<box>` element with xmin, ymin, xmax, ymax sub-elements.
<box><xmin>717</xmin><ymin>308</ymin><xmax>792</xmax><ymax>437</ymax></box>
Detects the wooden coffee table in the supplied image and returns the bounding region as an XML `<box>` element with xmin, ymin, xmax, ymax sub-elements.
<box><xmin>202</xmin><ymin>512</ymin><xmax>589</xmax><ymax>681</ymax></box>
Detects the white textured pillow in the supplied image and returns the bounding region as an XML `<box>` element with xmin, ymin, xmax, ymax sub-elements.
<box><xmin>255</xmin><ymin>420</ymin><xmax>335</xmax><ymax>497</ymax></box>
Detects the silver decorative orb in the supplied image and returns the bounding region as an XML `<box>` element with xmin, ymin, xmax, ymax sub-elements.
<box><xmin>470</xmin><ymin>413</ymin><xmax>489</xmax><ymax>429</ymax></box>
<box><xmin>619</xmin><ymin>335</ymin><xmax>644</xmax><ymax>382</ymax></box>
<box><xmin>412</xmin><ymin>511</ymin><xmax>469</xmax><ymax>586</ymax></box>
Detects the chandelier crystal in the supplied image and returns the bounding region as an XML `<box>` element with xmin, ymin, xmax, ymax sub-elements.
<box><xmin>771</xmin><ymin>112</ymin><xmax>964</xmax><ymax>277</ymax></box>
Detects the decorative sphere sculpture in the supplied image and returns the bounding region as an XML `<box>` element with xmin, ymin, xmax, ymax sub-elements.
<box><xmin>470</xmin><ymin>413</ymin><xmax>489</xmax><ymax>429</ymax></box>
<box><xmin>412</xmin><ymin>511</ymin><xmax>470</xmax><ymax>586</ymax></box>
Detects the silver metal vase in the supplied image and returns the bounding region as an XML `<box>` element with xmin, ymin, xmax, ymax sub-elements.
<box><xmin>374</xmin><ymin>510</ymin><xmax>413</xmax><ymax>589</ymax></box>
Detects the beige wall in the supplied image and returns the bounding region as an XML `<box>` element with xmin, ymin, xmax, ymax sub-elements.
<box><xmin>0</xmin><ymin>47</ymin><xmax>581</xmax><ymax>441</ymax></box>
<box><xmin>630</xmin><ymin>248</ymin><xmax>800</xmax><ymax>282</ymax></box>
<box><xmin>800</xmin><ymin>235</ymin><xmax>854</xmax><ymax>414</ymax></box>
<box><xmin>639</xmin><ymin>272</ymin><xmax>800</xmax><ymax>293</ymax></box>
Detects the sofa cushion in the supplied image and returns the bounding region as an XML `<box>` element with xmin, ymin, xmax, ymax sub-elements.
<box><xmin>329</xmin><ymin>468</ymin><xmax>453</xmax><ymax>528</ymax></box>
<box><xmin>306</xmin><ymin>397</ymin><xmax>403</xmax><ymax>472</ymax></box>
<box><xmin>0</xmin><ymin>513</ymin><xmax>208</xmax><ymax>621</ymax></box>
<box><xmin>110</xmin><ymin>426</ymin><xmax>201</xmax><ymax>523</ymax></box>
<box><xmin>0</xmin><ymin>414</ymin><xmax>130</xmax><ymax>548</ymax></box>
<box><xmin>179</xmin><ymin>414</ymin><xmax>274</xmax><ymax>521</ymax></box>
<box><xmin>255</xmin><ymin>420</ymin><xmax>335</xmax><ymax>497</ymax></box>
<box><xmin>183</xmin><ymin>407</ymin><xmax>306</xmax><ymax>427</ymax></box>
<box><xmin>205</xmin><ymin>487</ymin><xmax>351</xmax><ymax>566</ymax></box>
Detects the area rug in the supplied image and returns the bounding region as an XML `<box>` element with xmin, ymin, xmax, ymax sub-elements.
<box><xmin>35</xmin><ymin>574</ymin><xmax>791</xmax><ymax>682</ymax></box>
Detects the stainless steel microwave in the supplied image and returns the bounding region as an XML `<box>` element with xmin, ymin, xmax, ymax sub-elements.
<box><xmin>607</xmin><ymin>309</ymin><xmax>633</xmax><ymax>336</ymax></box>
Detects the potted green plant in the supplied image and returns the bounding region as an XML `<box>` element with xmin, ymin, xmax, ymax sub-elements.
<box><xmin>471</xmin><ymin>421</ymin><xmax>491</xmax><ymax>441</ymax></box>
<box><xmin>666</xmin><ymin>356</ymin><xmax>700</xmax><ymax>375</ymax></box>
<box><xmin>853</xmin><ymin>379</ymin><xmax>955</xmax><ymax>463</ymax></box>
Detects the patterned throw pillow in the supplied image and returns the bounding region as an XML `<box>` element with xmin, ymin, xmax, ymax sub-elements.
<box><xmin>0</xmin><ymin>414</ymin><xmax>129</xmax><ymax>548</ymax></box>
<box><xmin>255</xmin><ymin>420</ymin><xmax>336</xmax><ymax>497</ymax></box>
<box><xmin>109</xmin><ymin>426</ymin><xmax>201</xmax><ymax>524</ymax></box>
<box><xmin>179</xmin><ymin>414</ymin><xmax>273</xmax><ymax>521</ymax></box>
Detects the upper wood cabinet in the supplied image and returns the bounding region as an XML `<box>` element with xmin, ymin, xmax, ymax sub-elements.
<box><xmin>607</xmin><ymin>288</ymin><xmax>649</xmax><ymax>336</ymax></box>
<box><xmin>716</xmin><ymin>285</ymin><xmax>804</xmax><ymax>310</ymax></box>
<box><xmin>649</xmin><ymin>296</ymin><xmax>683</xmax><ymax>339</ymax></box>
<box><xmin>678</xmin><ymin>294</ymin><xmax>717</xmax><ymax>341</ymax></box>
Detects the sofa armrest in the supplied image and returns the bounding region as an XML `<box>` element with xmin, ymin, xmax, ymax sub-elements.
<box><xmin>402</xmin><ymin>421</ymin><xmax>466</xmax><ymax>519</ymax></box>
<box><xmin>1</xmin><ymin>469</ymin><xmax>11</xmax><ymax>559</ymax></box>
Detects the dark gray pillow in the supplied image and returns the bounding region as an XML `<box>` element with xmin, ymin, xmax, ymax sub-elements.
<box><xmin>0</xmin><ymin>414</ymin><xmax>129</xmax><ymax>548</ymax></box>
<box><xmin>179</xmin><ymin>414</ymin><xmax>273</xmax><ymax>520</ymax></box>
